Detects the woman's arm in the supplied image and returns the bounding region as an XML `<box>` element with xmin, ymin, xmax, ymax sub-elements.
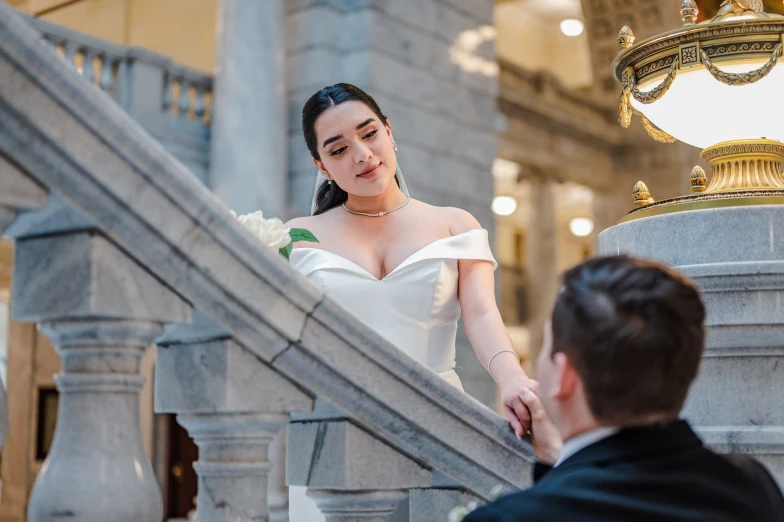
<box><xmin>459</xmin><ymin>256</ymin><xmax>537</xmax><ymax>437</ymax></box>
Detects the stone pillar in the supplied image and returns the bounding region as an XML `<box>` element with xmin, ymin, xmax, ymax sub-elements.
<box><xmin>155</xmin><ymin>338</ymin><xmax>314</xmax><ymax>522</ymax></box>
<box><xmin>10</xmin><ymin>231</ymin><xmax>191</xmax><ymax>522</ymax></box>
<box><xmin>599</xmin><ymin>205</ymin><xmax>784</xmax><ymax>485</ymax></box>
<box><xmin>525</xmin><ymin>176</ymin><xmax>558</xmax><ymax>360</ymax></box>
<box><xmin>178</xmin><ymin>413</ymin><xmax>289</xmax><ymax>522</ymax></box>
<box><xmin>287</xmin><ymin>416</ymin><xmax>431</xmax><ymax>521</ymax></box>
<box><xmin>210</xmin><ymin>0</ymin><xmax>287</xmax><ymax>217</ymax></box>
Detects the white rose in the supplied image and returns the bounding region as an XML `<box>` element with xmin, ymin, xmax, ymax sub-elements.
<box><xmin>232</xmin><ymin>210</ymin><xmax>292</xmax><ymax>250</ymax></box>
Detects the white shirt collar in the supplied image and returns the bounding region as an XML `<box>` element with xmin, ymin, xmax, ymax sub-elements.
<box><xmin>554</xmin><ymin>426</ymin><xmax>620</xmax><ymax>467</ymax></box>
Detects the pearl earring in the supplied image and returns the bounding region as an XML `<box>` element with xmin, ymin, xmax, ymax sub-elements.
<box><xmin>394</xmin><ymin>142</ymin><xmax>399</xmax><ymax>152</ymax></box>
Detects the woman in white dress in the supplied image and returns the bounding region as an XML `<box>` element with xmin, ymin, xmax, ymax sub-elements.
<box><xmin>286</xmin><ymin>84</ymin><xmax>536</xmax><ymax>519</ymax></box>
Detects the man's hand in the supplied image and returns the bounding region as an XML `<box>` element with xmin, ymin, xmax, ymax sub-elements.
<box><xmin>500</xmin><ymin>377</ymin><xmax>538</xmax><ymax>438</ymax></box>
<box><xmin>519</xmin><ymin>387</ymin><xmax>563</xmax><ymax>465</ymax></box>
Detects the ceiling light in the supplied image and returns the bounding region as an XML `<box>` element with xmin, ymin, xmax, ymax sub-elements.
<box><xmin>569</xmin><ymin>217</ymin><xmax>594</xmax><ymax>237</ymax></box>
<box><xmin>492</xmin><ymin>196</ymin><xmax>518</xmax><ymax>217</ymax></box>
<box><xmin>492</xmin><ymin>158</ymin><xmax>520</xmax><ymax>181</ymax></box>
<box><xmin>560</xmin><ymin>19</ymin><xmax>585</xmax><ymax>37</ymax></box>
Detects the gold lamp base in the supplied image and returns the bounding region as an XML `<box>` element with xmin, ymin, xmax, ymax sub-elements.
<box><xmin>701</xmin><ymin>139</ymin><xmax>784</xmax><ymax>193</ymax></box>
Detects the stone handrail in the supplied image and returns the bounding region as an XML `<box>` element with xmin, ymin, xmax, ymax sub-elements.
<box><xmin>0</xmin><ymin>5</ymin><xmax>534</xmax><ymax>520</ymax></box>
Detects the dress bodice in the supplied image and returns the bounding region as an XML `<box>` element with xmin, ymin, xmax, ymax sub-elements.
<box><xmin>289</xmin><ymin>228</ymin><xmax>497</xmax><ymax>390</ymax></box>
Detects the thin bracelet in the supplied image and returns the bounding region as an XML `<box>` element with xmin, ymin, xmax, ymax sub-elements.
<box><xmin>487</xmin><ymin>349</ymin><xmax>518</xmax><ymax>382</ymax></box>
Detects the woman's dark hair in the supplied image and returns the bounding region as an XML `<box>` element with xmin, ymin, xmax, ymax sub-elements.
<box><xmin>302</xmin><ymin>83</ymin><xmax>390</xmax><ymax>216</ymax></box>
<box><xmin>551</xmin><ymin>255</ymin><xmax>706</xmax><ymax>425</ymax></box>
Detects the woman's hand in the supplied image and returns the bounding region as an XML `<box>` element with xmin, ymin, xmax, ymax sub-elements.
<box><xmin>499</xmin><ymin>374</ymin><xmax>539</xmax><ymax>438</ymax></box>
<box><xmin>518</xmin><ymin>387</ymin><xmax>563</xmax><ymax>465</ymax></box>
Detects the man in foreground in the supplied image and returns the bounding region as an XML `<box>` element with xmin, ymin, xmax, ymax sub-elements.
<box><xmin>467</xmin><ymin>256</ymin><xmax>784</xmax><ymax>521</ymax></box>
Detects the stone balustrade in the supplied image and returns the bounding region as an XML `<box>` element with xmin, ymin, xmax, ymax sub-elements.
<box><xmin>26</xmin><ymin>16</ymin><xmax>213</xmax><ymax>184</ymax></box>
<box><xmin>0</xmin><ymin>6</ymin><xmax>535</xmax><ymax>521</ymax></box>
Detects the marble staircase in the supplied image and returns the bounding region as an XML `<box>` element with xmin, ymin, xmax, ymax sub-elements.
<box><xmin>0</xmin><ymin>5</ymin><xmax>535</xmax><ymax>521</ymax></box>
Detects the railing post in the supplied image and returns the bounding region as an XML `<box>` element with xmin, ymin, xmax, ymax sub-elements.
<box><xmin>10</xmin><ymin>230</ymin><xmax>191</xmax><ymax>522</ymax></box>
<box><xmin>155</xmin><ymin>335</ymin><xmax>314</xmax><ymax>521</ymax></box>
<box><xmin>287</xmin><ymin>404</ymin><xmax>432</xmax><ymax>522</ymax></box>
<box><xmin>123</xmin><ymin>49</ymin><xmax>169</xmax><ymax>118</ymax></box>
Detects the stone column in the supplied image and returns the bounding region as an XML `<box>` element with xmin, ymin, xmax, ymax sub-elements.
<box><xmin>10</xmin><ymin>231</ymin><xmax>191</xmax><ymax>522</ymax></box>
<box><xmin>525</xmin><ymin>176</ymin><xmax>558</xmax><ymax>360</ymax></box>
<box><xmin>210</xmin><ymin>0</ymin><xmax>287</xmax><ymax>218</ymax></box>
<box><xmin>155</xmin><ymin>338</ymin><xmax>314</xmax><ymax>522</ymax></box>
<box><xmin>178</xmin><ymin>413</ymin><xmax>289</xmax><ymax>522</ymax></box>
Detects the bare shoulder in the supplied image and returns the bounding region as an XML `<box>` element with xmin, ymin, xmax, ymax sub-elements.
<box><xmin>441</xmin><ymin>206</ymin><xmax>482</xmax><ymax>235</ymax></box>
<box><xmin>285</xmin><ymin>215</ymin><xmax>316</xmax><ymax>230</ymax></box>
<box><xmin>411</xmin><ymin>201</ymin><xmax>482</xmax><ymax>235</ymax></box>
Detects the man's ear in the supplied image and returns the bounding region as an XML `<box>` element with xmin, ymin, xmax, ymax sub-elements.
<box><xmin>552</xmin><ymin>352</ymin><xmax>579</xmax><ymax>401</ymax></box>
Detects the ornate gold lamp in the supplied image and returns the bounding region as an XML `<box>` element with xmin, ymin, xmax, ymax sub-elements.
<box><xmin>615</xmin><ymin>0</ymin><xmax>784</xmax><ymax>219</ymax></box>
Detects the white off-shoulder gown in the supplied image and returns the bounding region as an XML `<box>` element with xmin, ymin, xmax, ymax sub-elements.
<box><xmin>287</xmin><ymin>228</ymin><xmax>498</xmax><ymax>521</ymax></box>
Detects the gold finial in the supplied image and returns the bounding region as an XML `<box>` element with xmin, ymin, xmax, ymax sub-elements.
<box><xmin>717</xmin><ymin>0</ymin><xmax>765</xmax><ymax>16</ymax></box>
<box><xmin>681</xmin><ymin>0</ymin><xmax>699</xmax><ymax>25</ymax></box>
<box><xmin>633</xmin><ymin>181</ymin><xmax>654</xmax><ymax>207</ymax></box>
<box><xmin>690</xmin><ymin>166</ymin><xmax>707</xmax><ymax>193</ymax></box>
<box><xmin>618</xmin><ymin>26</ymin><xmax>635</xmax><ymax>49</ymax></box>
<box><xmin>618</xmin><ymin>25</ymin><xmax>635</xmax><ymax>49</ymax></box>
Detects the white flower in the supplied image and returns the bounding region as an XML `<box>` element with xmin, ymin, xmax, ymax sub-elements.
<box><xmin>231</xmin><ymin>210</ymin><xmax>292</xmax><ymax>250</ymax></box>
<box><xmin>448</xmin><ymin>506</ymin><xmax>470</xmax><ymax>522</ymax></box>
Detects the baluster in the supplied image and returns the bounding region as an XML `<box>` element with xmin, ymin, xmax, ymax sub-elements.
<box><xmin>116</xmin><ymin>58</ymin><xmax>131</xmax><ymax>109</ymax></box>
<box><xmin>162</xmin><ymin>73</ymin><xmax>174</xmax><ymax>113</ymax></box>
<box><xmin>64</xmin><ymin>41</ymin><xmax>78</xmax><ymax>69</ymax></box>
<box><xmin>99</xmin><ymin>55</ymin><xmax>114</xmax><ymax>92</ymax></box>
<box><xmin>82</xmin><ymin>49</ymin><xmax>95</xmax><ymax>83</ymax></box>
<box><xmin>154</xmin><ymin>331</ymin><xmax>314</xmax><ymax>522</ymax></box>
<box><xmin>12</xmin><ymin>230</ymin><xmax>191</xmax><ymax>522</ymax></box>
<box><xmin>194</xmin><ymin>84</ymin><xmax>205</xmax><ymax>120</ymax></box>
<box><xmin>178</xmin><ymin>77</ymin><xmax>191</xmax><ymax>118</ymax></box>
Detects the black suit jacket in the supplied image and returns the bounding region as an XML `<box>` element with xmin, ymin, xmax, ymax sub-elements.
<box><xmin>465</xmin><ymin>421</ymin><xmax>784</xmax><ymax>522</ymax></box>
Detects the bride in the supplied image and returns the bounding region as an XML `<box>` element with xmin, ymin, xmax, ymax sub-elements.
<box><xmin>286</xmin><ymin>83</ymin><xmax>536</xmax><ymax>519</ymax></box>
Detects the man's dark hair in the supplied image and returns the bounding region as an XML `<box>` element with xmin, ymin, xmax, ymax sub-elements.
<box><xmin>551</xmin><ymin>255</ymin><xmax>706</xmax><ymax>425</ymax></box>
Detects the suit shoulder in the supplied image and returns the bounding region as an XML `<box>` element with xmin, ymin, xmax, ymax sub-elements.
<box><xmin>723</xmin><ymin>454</ymin><xmax>784</xmax><ymax>503</ymax></box>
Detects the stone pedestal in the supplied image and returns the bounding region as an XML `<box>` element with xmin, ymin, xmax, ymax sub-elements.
<box><xmin>211</xmin><ymin>0</ymin><xmax>287</xmax><ymax>217</ymax></box>
<box><xmin>10</xmin><ymin>230</ymin><xmax>191</xmax><ymax>521</ymax></box>
<box><xmin>599</xmin><ymin>205</ymin><xmax>784</xmax><ymax>485</ymax></box>
<box><xmin>287</xmin><ymin>417</ymin><xmax>430</xmax><ymax>521</ymax></box>
<box><xmin>307</xmin><ymin>490</ymin><xmax>407</xmax><ymax>522</ymax></box>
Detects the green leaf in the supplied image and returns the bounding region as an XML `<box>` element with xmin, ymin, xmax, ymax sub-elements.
<box><xmin>290</xmin><ymin>228</ymin><xmax>319</xmax><ymax>244</ymax></box>
<box><xmin>279</xmin><ymin>243</ymin><xmax>293</xmax><ymax>260</ymax></box>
